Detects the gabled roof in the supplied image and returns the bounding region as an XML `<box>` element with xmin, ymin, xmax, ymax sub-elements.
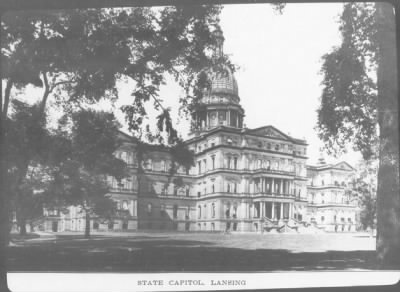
<box><xmin>245</xmin><ymin>125</ymin><xmax>307</xmax><ymax>145</ymax></box>
<box><xmin>332</xmin><ymin>161</ymin><xmax>355</xmax><ymax>171</ymax></box>
<box><xmin>307</xmin><ymin>161</ymin><xmax>355</xmax><ymax>172</ymax></box>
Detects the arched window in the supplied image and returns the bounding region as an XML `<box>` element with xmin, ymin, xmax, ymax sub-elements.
<box><xmin>203</xmin><ymin>204</ymin><xmax>207</xmax><ymax>218</ymax></box>
<box><xmin>160</xmin><ymin>160</ymin><xmax>166</xmax><ymax>172</ymax></box>
<box><xmin>198</xmin><ymin>206</ymin><xmax>201</xmax><ymax>219</ymax></box>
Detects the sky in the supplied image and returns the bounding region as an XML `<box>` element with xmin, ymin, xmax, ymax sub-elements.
<box><xmin>216</xmin><ymin>3</ymin><xmax>362</xmax><ymax>165</ymax></box>
<box><xmin>10</xmin><ymin>3</ymin><xmax>363</xmax><ymax>166</ymax></box>
<box><xmin>120</xmin><ymin>2</ymin><xmax>362</xmax><ymax>166</ymax></box>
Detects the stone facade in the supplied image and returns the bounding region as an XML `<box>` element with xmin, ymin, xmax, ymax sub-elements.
<box><xmin>306</xmin><ymin>160</ymin><xmax>358</xmax><ymax>232</ymax></box>
<box><xmin>36</xmin><ymin>27</ymin><xmax>359</xmax><ymax>233</ymax></box>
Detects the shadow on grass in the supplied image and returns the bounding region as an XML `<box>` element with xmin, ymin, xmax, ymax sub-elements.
<box><xmin>6</xmin><ymin>235</ymin><xmax>383</xmax><ymax>272</ymax></box>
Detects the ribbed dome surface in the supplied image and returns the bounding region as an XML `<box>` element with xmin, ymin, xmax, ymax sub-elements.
<box><xmin>210</xmin><ymin>65</ymin><xmax>238</xmax><ymax>96</ymax></box>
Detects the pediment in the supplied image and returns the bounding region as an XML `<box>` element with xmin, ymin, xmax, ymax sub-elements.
<box><xmin>333</xmin><ymin>162</ymin><xmax>354</xmax><ymax>171</ymax></box>
<box><xmin>247</xmin><ymin>126</ymin><xmax>291</xmax><ymax>141</ymax></box>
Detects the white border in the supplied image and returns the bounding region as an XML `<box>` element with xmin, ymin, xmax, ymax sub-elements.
<box><xmin>7</xmin><ymin>271</ymin><xmax>400</xmax><ymax>292</ymax></box>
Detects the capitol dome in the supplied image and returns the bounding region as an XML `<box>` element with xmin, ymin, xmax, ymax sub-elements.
<box><xmin>210</xmin><ymin>65</ymin><xmax>239</xmax><ymax>96</ymax></box>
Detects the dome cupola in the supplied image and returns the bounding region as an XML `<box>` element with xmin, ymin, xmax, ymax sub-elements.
<box><xmin>189</xmin><ymin>26</ymin><xmax>245</xmax><ymax>136</ymax></box>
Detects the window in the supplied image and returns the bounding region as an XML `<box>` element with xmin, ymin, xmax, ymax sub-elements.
<box><xmin>233</xmin><ymin>183</ymin><xmax>237</xmax><ymax>193</ymax></box>
<box><xmin>174</xmin><ymin>187</ymin><xmax>178</xmax><ymax>196</ymax></box>
<box><xmin>212</xmin><ymin>184</ymin><xmax>215</xmax><ymax>193</ymax></box>
<box><xmin>225</xmin><ymin>207</ymin><xmax>230</xmax><ymax>218</ymax></box>
<box><xmin>212</xmin><ymin>203</ymin><xmax>216</xmax><ymax>218</ymax></box>
<box><xmin>204</xmin><ymin>204</ymin><xmax>207</xmax><ymax>218</ymax></box>
<box><xmin>211</xmin><ymin>155</ymin><xmax>215</xmax><ymax>169</ymax></box>
<box><xmin>108</xmin><ymin>221</ymin><xmax>114</xmax><ymax>230</ymax></box>
<box><xmin>160</xmin><ymin>205</ymin><xmax>165</xmax><ymax>217</ymax></box>
<box><xmin>233</xmin><ymin>157</ymin><xmax>238</xmax><ymax>169</ymax></box>
<box><xmin>197</xmin><ymin>161</ymin><xmax>201</xmax><ymax>174</ymax></box>
<box><xmin>267</xmin><ymin>143</ymin><xmax>271</xmax><ymax>150</ymax></box>
<box><xmin>227</xmin><ymin>156</ymin><xmax>231</xmax><ymax>169</ymax></box>
<box><xmin>203</xmin><ymin>159</ymin><xmax>207</xmax><ymax>171</ymax></box>
<box><xmin>122</xmin><ymin>200</ymin><xmax>129</xmax><ymax>210</ymax></box>
<box><xmin>197</xmin><ymin>191</ymin><xmax>201</xmax><ymax>198</ymax></box>
<box><xmin>321</xmin><ymin>216</ymin><xmax>325</xmax><ymax>222</ymax></box>
<box><xmin>173</xmin><ymin>205</ymin><xmax>178</xmax><ymax>219</ymax></box>
<box><xmin>147</xmin><ymin>204</ymin><xmax>152</xmax><ymax>216</ymax></box>
<box><xmin>198</xmin><ymin>206</ymin><xmax>201</xmax><ymax>219</ymax></box>
<box><xmin>227</xmin><ymin>184</ymin><xmax>231</xmax><ymax>193</ymax></box>
<box><xmin>275</xmin><ymin>144</ymin><xmax>279</xmax><ymax>151</ymax></box>
<box><xmin>186</xmin><ymin>188</ymin><xmax>190</xmax><ymax>197</ymax></box>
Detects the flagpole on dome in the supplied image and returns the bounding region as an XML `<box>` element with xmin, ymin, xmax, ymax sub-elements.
<box><xmin>213</xmin><ymin>25</ymin><xmax>224</xmax><ymax>58</ymax></box>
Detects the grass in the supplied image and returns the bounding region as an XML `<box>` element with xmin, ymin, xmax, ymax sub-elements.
<box><xmin>6</xmin><ymin>232</ymin><xmax>384</xmax><ymax>272</ymax></box>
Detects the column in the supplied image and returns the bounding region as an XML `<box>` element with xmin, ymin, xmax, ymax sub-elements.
<box><xmin>272</xmin><ymin>178</ymin><xmax>275</xmax><ymax>194</ymax></box>
<box><xmin>227</xmin><ymin>110</ymin><xmax>231</xmax><ymax>126</ymax></box>
<box><xmin>271</xmin><ymin>202</ymin><xmax>275</xmax><ymax>220</ymax></box>
<box><xmin>261</xmin><ymin>178</ymin><xmax>265</xmax><ymax>192</ymax></box>
<box><xmin>261</xmin><ymin>202</ymin><xmax>265</xmax><ymax>217</ymax></box>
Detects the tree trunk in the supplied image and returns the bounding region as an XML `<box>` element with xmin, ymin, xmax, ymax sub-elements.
<box><xmin>375</xmin><ymin>2</ymin><xmax>400</xmax><ymax>267</ymax></box>
<box><xmin>0</xmin><ymin>88</ymin><xmax>11</xmax><ymax>292</ymax></box>
<box><xmin>18</xmin><ymin>218</ymin><xmax>27</xmax><ymax>236</ymax></box>
<box><xmin>84</xmin><ymin>211</ymin><xmax>91</xmax><ymax>239</ymax></box>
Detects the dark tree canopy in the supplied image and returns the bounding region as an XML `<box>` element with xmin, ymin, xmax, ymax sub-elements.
<box><xmin>317</xmin><ymin>3</ymin><xmax>378</xmax><ymax>160</ymax></box>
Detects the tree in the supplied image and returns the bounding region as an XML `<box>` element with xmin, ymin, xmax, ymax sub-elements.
<box><xmin>1</xmin><ymin>6</ymin><xmax>224</xmax><ymax>289</ymax></box>
<box><xmin>46</xmin><ymin>109</ymin><xmax>127</xmax><ymax>238</ymax></box>
<box><xmin>316</xmin><ymin>2</ymin><xmax>399</xmax><ymax>266</ymax></box>
<box><xmin>349</xmin><ymin>160</ymin><xmax>377</xmax><ymax>232</ymax></box>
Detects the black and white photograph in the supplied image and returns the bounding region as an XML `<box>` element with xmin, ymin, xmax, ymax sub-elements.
<box><xmin>0</xmin><ymin>0</ymin><xmax>399</xmax><ymax>291</ymax></box>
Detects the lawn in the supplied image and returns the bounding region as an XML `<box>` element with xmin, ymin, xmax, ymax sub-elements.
<box><xmin>7</xmin><ymin>231</ymin><xmax>382</xmax><ymax>272</ymax></box>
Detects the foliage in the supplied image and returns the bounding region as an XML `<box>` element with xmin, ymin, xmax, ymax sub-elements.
<box><xmin>316</xmin><ymin>3</ymin><xmax>378</xmax><ymax>160</ymax></box>
<box><xmin>47</xmin><ymin>110</ymin><xmax>127</xmax><ymax>209</ymax></box>
<box><xmin>349</xmin><ymin>160</ymin><xmax>377</xmax><ymax>230</ymax></box>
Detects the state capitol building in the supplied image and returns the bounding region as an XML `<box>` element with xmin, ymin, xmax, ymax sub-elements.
<box><xmin>39</xmin><ymin>28</ymin><xmax>359</xmax><ymax>234</ymax></box>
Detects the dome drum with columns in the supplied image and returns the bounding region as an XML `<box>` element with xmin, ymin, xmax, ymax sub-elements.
<box><xmin>190</xmin><ymin>27</ymin><xmax>245</xmax><ymax>134</ymax></box>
